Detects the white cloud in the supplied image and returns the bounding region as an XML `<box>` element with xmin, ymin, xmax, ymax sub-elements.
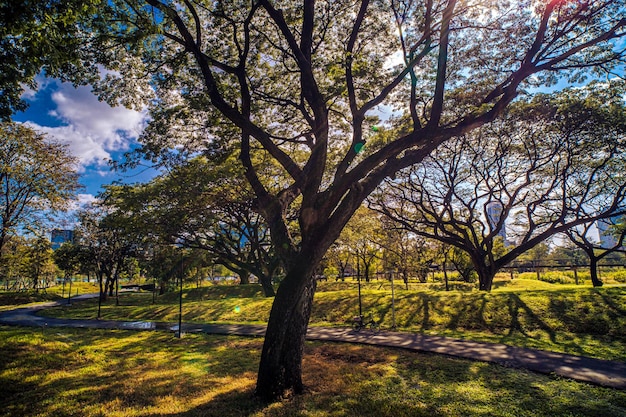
<box><xmin>20</xmin><ymin>83</ymin><xmax>38</xmax><ymax>100</ymax></box>
<box><xmin>77</xmin><ymin>193</ymin><xmax>98</xmax><ymax>206</ymax></box>
<box><xmin>26</xmin><ymin>81</ymin><xmax>146</xmax><ymax>169</ymax></box>
<box><xmin>65</xmin><ymin>193</ymin><xmax>99</xmax><ymax>212</ymax></box>
<box><xmin>26</xmin><ymin>123</ymin><xmax>111</xmax><ymax>172</ymax></box>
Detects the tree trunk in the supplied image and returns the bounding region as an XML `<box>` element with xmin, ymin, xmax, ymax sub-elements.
<box><xmin>475</xmin><ymin>262</ymin><xmax>496</xmax><ymax>292</ymax></box>
<box><xmin>239</xmin><ymin>272</ymin><xmax>250</xmax><ymax>285</ymax></box>
<box><xmin>259</xmin><ymin>275</ymin><xmax>275</xmax><ymax>297</ymax></box>
<box><xmin>589</xmin><ymin>258</ymin><xmax>604</xmax><ymax>287</ymax></box>
<box><xmin>107</xmin><ymin>275</ymin><xmax>115</xmax><ymax>296</ymax></box>
<box><xmin>97</xmin><ymin>271</ymin><xmax>104</xmax><ymax>319</ymax></box>
<box><xmin>255</xmin><ymin>262</ymin><xmax>317</xmax><ymax>401</ymax></box>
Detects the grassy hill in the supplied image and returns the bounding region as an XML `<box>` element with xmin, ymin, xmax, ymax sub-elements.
<box><xmin>37</xmin><ymin>277</ymin><xmax>626</xmax><ymax>361</ymax></box>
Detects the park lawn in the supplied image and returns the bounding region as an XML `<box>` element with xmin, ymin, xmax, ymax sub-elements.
<box><xmin>1</xmin><ymin>326</ymin><xmax>625</xmax><ymax>417</ymax></box>
<box><xmin>38</xmin><ymin>281</ymin><xmax>626</xmax><ymax>361</ymax></box>
<box><xmin>0</xmin><ymin>281</ymin><xmax>100</xmax><ymax>312</ymax></box>
<box><xmin>0</xmin><ymin>292</ymin><xmax>61</xmax><ymax>313</ymax></box>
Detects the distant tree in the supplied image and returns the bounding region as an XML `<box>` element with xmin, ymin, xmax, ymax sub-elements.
<box><xmin>74</xmin><ymin>204</ymin><xmax>138</xmax><ymax>316</ymax></box>
<box><xmin>0</xmin><ymin>236</ymin><xmax>24</xmax><ymax>290</ymax></box>
<box><xmin>53</xmin><ymin>242</ymin><xmax>85</xmax><ymax>282</ymax></box>
<box><xmin>517</xmin><ymin>242</ymin><xmax>552</xmax><ymax>279</ymax></box>
<box><xmin>372</xmin><ymin>87</ymin><xmax>626</xmax><ymax>291</ymax></box>
<box><xmin>338</xmin><ymin>207</ymin><xmax>383</xmax><ymax>282</ymax></box>
<box><xmin>104</xmin><ymin>156</ymin><xmax>281</xmax><ymax>296</ymax></box>
<box><xmin>325</xmin><ymin>241</ymin><xmax>354</xmax><ymax>281</ymax></box>
<box><xmin>23</xmin><ymin>237</ymin><xmax>56</xmax><ymax>290</ymax></box>
<box><xmin>548</xmin><ymin>242</ymin><xmax>587</xmax><ymax>268</ymax></box>
<box><xmin>0</xmin><ymin>122</ymin><xmax>81</xmax><ymax>272</ymax></box>
<box><xmin>565</xmin><ymin>218</ymin><xmax>626</xmax><ymax>287</ymax></box>
<box><xmin>138</xmin><ymin>244</ymin><xmax>195</xmax><ymax>295</ymax></box>
<box><xmin>377</xmin><ymin>218</ymin><xmax>438</xmax><ymax>287</ymax></box>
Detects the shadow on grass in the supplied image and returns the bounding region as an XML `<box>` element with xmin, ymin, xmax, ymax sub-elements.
<box><xmin>507</xmin><ymin>293</ymin><xmax>557</xmax><ymax>343</ymax></box>
<box><xmin>0</xmin><ymin>328</ymin><xmax>266</xmax><ymax>417</ymax></box>
<box><xmin>2</xmin><ymin>328</ymin><xmax>626</xmax><ymax>417</ymax></box>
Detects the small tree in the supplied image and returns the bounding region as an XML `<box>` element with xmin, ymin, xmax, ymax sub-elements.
<box><xmin>23</xmin><ymin>237</ymin><xmax>56</xmax><ymax>291</ymax></box>
<box><xmin>75</xmin><ymin>204</ymin><xmax>138</xmax><ymax>316</ymax></box>
<box><xmin>566</xmin><ymin>219</ymin><xmax>626</xmax><ymax>287</ymax></box>
<box><xmin>377</xmin><ymin>220</ymin><xmax>438</xmax><ymax>287</ymax></box>
<box><xmin>339</xmin><ymin>207</ymin><xmax>383</xmax><ymax>283</ymax></box>
<box><xmin>53</xmin><ymin>242</ymin><xmax>86</xmax><ymax>287</ymax></box>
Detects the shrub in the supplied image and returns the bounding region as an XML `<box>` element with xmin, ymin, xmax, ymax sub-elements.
<box><xmin>517</xmin><ymin>270</ymin><xmax>584</xmax><ymax>285</ymax></box>
<box><xmin>608</xmin><ymin>269</ymin><xmax>626</xmax><ymax>283</ymax></box>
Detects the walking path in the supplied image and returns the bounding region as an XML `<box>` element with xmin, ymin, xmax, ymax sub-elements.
<box><xmin>1</xmin><ymin>294</ymin><xmax>625</xmax><ymax>390</ymax></box>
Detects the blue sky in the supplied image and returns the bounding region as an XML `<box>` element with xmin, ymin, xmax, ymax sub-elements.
<box><xmin>13</xmin><ymin>76</ymin><xmax>154</xmax><ymax>205</ymax></box>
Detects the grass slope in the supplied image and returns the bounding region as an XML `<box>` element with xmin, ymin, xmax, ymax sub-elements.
<box><xmin>36</xmin><ymin>279</ymin><xmax>626</xmax><ymax>361</ymax></box>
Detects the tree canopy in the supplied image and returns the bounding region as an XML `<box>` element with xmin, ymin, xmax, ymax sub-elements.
<box><xmin>371</xmin><ymin>85</ymin><xmax>626</xmax><ymax>291</ymax></box>
<box><xmin>0</xmin><ymin>122</ymin><xmax>81</xmax><ymax>267</ymax></box>
<box><xmin>103</xmin><ymin>155</ymin><xmax>281</xmax><ymax>296</ymax></box>
<box><xmin>0</xmin><ymin>0</ymin><xmax>101</xmax><ymax>120</ymax></box>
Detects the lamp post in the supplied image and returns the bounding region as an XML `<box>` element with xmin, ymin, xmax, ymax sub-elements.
<box><xmin>67</xmin><ymin>276</ymin><xmax>72</xmax><ymax>305</ymax></box>
<box><xmin>388</xmin><ymin>270</ymin><xmax>396</xmax><ymax>330</ymax></box>
<box><xmin>177</xmin><ymin>248</ymin><xmax>183</xmax><ymax>338</ymax></box>
<box><xmin>357</xmin><ymin>272</ymin><xmax>363</xmax><ymax>317</ymax></box>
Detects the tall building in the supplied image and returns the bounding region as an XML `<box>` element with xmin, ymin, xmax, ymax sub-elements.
<box><xmin>596</xmin><ymin>215</ymin><xmax>623</xmax><ymax>249</ymax></box>
<box><xmin>51</xmin><ymin>229</ymin><xmax>74</xmax><ymax>250</ymax></box>
<box><xmin>486</xmin><ymin>202</ymin><xmax>507</xmax><ymax>243</ymax></box>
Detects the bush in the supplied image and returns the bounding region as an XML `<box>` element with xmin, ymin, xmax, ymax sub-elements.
<box><xmin>608</xmin><ymin>269</ymin><xmax>626</xmax><ymax>283</ymax></box>
<box><xmin>516</xmin><ymin>270</ymin><xmax>585</xmax><ymax>285</ymax></box>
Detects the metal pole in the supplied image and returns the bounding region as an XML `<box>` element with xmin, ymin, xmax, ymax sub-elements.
<box><xmin>357</xmin><ymin>274</ymin><xmax>362</xmax><ymax>317</ymax></box>
<box><xmin>390</xmin><ymin>271</ymin><xmax>396</xmax><ymax>330</ymax></box>
<box><xmin>67</xmin><ymin>277</ymin><xmax>72</xmax><ymax>305</ymax></box>
<box><xmin>178</xmin><ymin>252</ymin><xmax>183</xmax><ymax>338</ymax></box>
<box><xmin>115</xmin><ymin>273</ymin><xmax>119</xmax><ymax>306</ymax></box>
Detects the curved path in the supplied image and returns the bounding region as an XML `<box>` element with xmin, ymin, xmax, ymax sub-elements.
<box><xmin>1</xmin><ymin>294</ymin><xmax>625</xmax><ymax>390</ymax></box>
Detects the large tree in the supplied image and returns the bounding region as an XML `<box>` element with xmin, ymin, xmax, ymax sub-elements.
<box><xmin>79</xmin><ymin>0</ymin><xmax>626</xmax><ymax>400</ymax></box>
<box><xmin>371</xmin><ymin>87</ymin><xmax>626</xmax><ymax>291</ymax></box>
<box><xmin>0</xmin><ymin>122</ymin><xmax>81</xmax><ymax>269</ymax></box>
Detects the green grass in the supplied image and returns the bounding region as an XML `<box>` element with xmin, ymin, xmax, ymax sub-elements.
<box><xmin>1</xmin><ymin>326</ymin><xmax>625</xmax><ymax>417</ymax></box>
<box><xmin>0</xmin><ymin>291</ymin><xmax>61</xmax><ymax>311</ymax></box>
<box><xmin>35</xmin><ymin>278</ymin><xmax>626</xmax><ymax>361</ymax></box>
<box><xmin>0</xmin><ymin>282</ymin><xmax>99</xmax><ymax>312</ymax></box>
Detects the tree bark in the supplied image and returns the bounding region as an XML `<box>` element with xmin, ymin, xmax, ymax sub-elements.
<box><xmin>475</xmin><ymin>261</ymin><xmax>496</xmax><ymax>292</ymax></box>
<box><xmin>259</xmin><ymin>275</ymin><xmax>275</xmax><ymax>297</ymax></box>
<box><xmin>239</xmin><ymin>272</ymin><xmax>250</xmax><ymax>285</ymax></box>
<box><xmin>255</xmin><ymin>261</ymin><xmax>317</xmax><ymax>401</ymax></box>
<box><xmin>589</xmin><ymin>258</ymin><xmax>604</xmax><ymax>287</ymax></box>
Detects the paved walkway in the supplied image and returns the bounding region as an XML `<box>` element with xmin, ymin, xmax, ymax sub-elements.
<box><xmin>1</xmin><ymin>295</ymin><xmax>625</xmax><ymax>390</ymax></box>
